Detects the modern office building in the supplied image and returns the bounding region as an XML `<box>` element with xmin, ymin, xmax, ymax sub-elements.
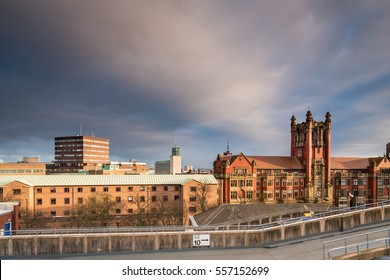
<box><xmin>170</xmin><ymin>146</ymin><xmax>182</xmax><ymax>175</ymax></box>
<box><xmin>213</xmin><ymin>111</ymin><xmax>390</xmax><ymax>207</ymax></box>
<box><xmin>47</xmin><ymin>135</ymin><xmax>110</xmax><ymax>174</ymax></box>
<box><xmin>155</xmin><ymin>146</ymin><xmax>182</xmax><ymax>174</ymax></box>
<box><xmin>0</xmin><ymin>174</ymin><xmax>219</xmax><ymax>227</ymax></box>
<box><xmin>155</xmin><ymin>160</ymin><xmax>170</xmax><ymax>174</ymax></box>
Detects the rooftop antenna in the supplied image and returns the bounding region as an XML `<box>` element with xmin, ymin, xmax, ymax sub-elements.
<box><xmin>224</xmin><ymin>139</ymin><xmax>232</xmax><ymax>155</ymax></box>
<box><xmin>79</xmin><ymin>125</ymin><xmax>83</xmax><ymax>136</ymax></box>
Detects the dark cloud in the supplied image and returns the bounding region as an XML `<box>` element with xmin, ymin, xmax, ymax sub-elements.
<box><xmin>1</xmin><ymin>1</ymin><xmax>390</xmax><ymax>167</ymax></box>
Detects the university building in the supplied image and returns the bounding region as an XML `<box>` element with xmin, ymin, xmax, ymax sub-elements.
<box><xmin>213</xmin><ymin>111</ymin><xmax>390</xmax><ymax>207</ymax></box>
<box><xmin>0</xmin><ymin>174</ymin><xmax>219</xmax><ymax>227</ymax></box>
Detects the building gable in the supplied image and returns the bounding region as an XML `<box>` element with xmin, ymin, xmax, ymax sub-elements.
<box><xmin>376</xmin><ymin>156</ymin><xmax>390</xmax><ymax>169</ymax></box>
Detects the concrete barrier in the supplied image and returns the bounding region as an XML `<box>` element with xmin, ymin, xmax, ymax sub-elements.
<box><xmin>1</xmin><ymin>205</ymin><xmax>390</xmax><ymax>257</ymax></box>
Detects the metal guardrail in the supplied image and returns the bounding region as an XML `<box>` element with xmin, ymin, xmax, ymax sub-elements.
<box><xmin>2</xmin><ymin>200</ymin><xmax>390</xmax><ymax>238</ymax></box>
<box><xmin>323</xmin><ymin>227</ymin><xmax>390</xmax><ymax>259</ymax></box>
<box><xmin>326</xmin><ymin>238</ymin><xmax>390</xmax><ymax>259</ymax></box>
<box><xmin>210</xmin><ymin>200</ymin><xmax>390</xmax><ymax>227</ymax></box>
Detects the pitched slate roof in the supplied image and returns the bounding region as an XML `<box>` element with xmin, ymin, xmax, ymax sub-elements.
<box><xmin>247</xmin><ymin>156</ymin><xmax>305</xmax><ymax>169</ymax></box>
<box><xmin>0</xmin><ymin>174</ymin><xmax>218</xmax><ymax>187</ymax></box>
<box><xmin>330</xmin><ymin>157</ymin><xmax>370</xmax><ymax>169</ymax></box>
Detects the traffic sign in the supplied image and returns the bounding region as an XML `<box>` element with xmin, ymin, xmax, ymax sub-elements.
<box><xmin>193</xmin><ymin>234</ymin><xmax>210</xmax><ymax>247</ymax></box>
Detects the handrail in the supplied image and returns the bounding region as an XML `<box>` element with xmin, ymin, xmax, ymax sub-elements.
<box><xmin>211</xmin><ymin>200</ymin><xmax>390</xmax><ymax>227</ymax></box>
<box><xmin>326</xmin><ymin>238</ymin><xmax>390</xmax><ymax>259</ymax></box>
<box><xmin>323</xmin><ymin>227</ymin><xmax>390</xmax><ymax>259</ymax></box>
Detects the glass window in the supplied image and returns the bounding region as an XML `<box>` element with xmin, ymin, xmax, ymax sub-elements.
<box><xmin>13</xmin><ymin>189</ymin><xmax>21</xmax><ymax>195</ymax></box>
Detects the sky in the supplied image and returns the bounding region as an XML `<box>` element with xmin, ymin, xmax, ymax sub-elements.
<box><xmin>1</xmin><ymin>0</ymin><xmax>390</xmax><ymax>169</ymax></box>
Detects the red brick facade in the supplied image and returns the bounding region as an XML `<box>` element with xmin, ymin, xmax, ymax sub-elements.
<box><xmin>0</xmin><ymin>202</ymin><xmax>20</xmax><ymax>234</ymax></box>
<box><xmin>214</xmin><ymin>111</ymin><xmax>390</xmax><ymax>207</ymax></box>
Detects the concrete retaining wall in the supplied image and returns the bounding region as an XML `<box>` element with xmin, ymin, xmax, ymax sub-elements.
<box><xmin>1</xmin><ymin>205</ymin><xmax>389</xmax><ymax>257</ymax></box>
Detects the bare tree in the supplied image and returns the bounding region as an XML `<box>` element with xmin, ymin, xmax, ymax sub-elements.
<box><xmin>129</xmin><ymin>193</ymin><xmax>154</xmax><ymax>226</ymax></box>
<box><xmin>19</xmin><ymin>210</ymin><xmax>47</xmax><ymax>229</ymax></box>
<box><xmin>75</xmin><ymin>193</ymin><xmax>117</xmax><ymax>227</ymax></box>
<box><xmin>192</xmin><ymin>181</ymin><xmax>218</xmax><ymax>213</ymax></box>
<box><xmin>154</xmin><ymin>196</ymin><xmax>183</xmax><ymax>226</ymax></box>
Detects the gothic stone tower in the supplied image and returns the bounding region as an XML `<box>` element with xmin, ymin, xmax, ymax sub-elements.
<box><xmin>290</xmin><ymin>111</ymin><xmax>332</xmax><ymax>203</ymax></box>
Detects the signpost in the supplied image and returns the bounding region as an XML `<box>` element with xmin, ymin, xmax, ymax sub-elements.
<box><xmin>192</xmin><ymin>234</ymin><xmax>210</xmax><ymax>247</ymax></box>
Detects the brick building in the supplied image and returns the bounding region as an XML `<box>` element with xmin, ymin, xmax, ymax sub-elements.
<box><xmin>0</xmin><ymin>202</ymin><xmax>20</xmax><ymax>234</ymax></box>
<box><xmin>213</xmin><ymin>111</ymin><xmax>390</xmax><ymax>207</ymax></box>
<box><xmin>0</xmin><ymin>174</ymin><xmax>219</xmax><ymax>227</ymax></box>
<box><xmin>46</xmin><ymin>135</ymin><xmax>110</xmax><ymax>174</ymax></box>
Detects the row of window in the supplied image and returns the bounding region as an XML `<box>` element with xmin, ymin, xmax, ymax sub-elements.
<box><xmin>11</xmin><ymin>186</ymin><xmax>197</xmax><ymax>196</ymax></box>
<box><xmin>230</xmin><ymin>180</ymin><xmax>253</xmax><ymax>187</ymax></box>
<box><xmin>41</xmin><ymin>206</ymin><xmax>198</xmax><ymax>217</ymax></box>
<box><xmin>230</xmin><ymin>189</ymin><xmax>304</xmax><ymax>200</ymax></box>
<box><xmin>266</xmin><ymin>179</ymin><xmax>304</xmax><ymax>187</ymax></box>
<box><xmin>34</xmin><ymin>185</ymin><xmax>183</xmax><ymax>194</ymax></box>
<box><xmin>334</xmin><ymin>178</ymin><xmax>368</xmax><ymax>186</ymax></box>
<box><xmin>0</xmin><ymin>169</ymin><xmax>44</xmax><ymax>174</ymax></box>
<box><xmin>336</xmin><ymin>189</ymin><xmax>369</xmax><ymax>197</ymax></box>
<box><xmin>37</xmin><ymin>195</ymin><xmax>185</xmax><ymax>205</ymax></box>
